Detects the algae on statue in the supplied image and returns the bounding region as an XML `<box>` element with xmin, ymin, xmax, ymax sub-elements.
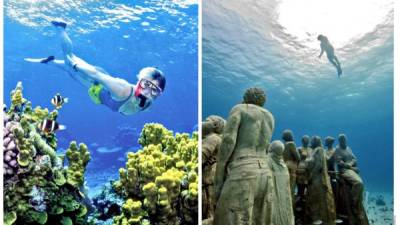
<box><xmin>201</xmin><ymin>115</ymin><xmax>225</xmax><ymax>222</ymax></box>
<box><xmin>213</xmin><ymin>88</ymin><xmax>276</xmax><ymax>225</ymax></box>
<box><xmin>306</xmin><ymin>136</ymin><xmax>336</xmax><ymax>225</ymax></box>
<box><xmin>267</xmin><ymin>140</ymin><xmax>295</xmax><ymax>225</ymax></box>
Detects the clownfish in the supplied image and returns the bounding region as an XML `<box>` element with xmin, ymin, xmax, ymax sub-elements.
<box><xmin>51</xmin><ymin>94</ymin><xmax>68</xmax><ymax>109</ymax></box>
<box><xmin>38</xmin><ymin>119</ymin><xmax>66</xmax><ymax>133</ymax></box>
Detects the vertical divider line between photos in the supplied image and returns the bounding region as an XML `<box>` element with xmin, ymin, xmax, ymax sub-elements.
<box><xmin>198</xmin><ymin>0</ymin><xmax>203</xmax><ymax>224</ymax></box>
<box><xmin>394</xmin><ymin>0</ymin><xmax>399</xmax><ymax>223</ymax></box>
<box><xmin>0</xmin><ymin>0</ymin><xmax>5</xmax><ymax>222</ymax></box>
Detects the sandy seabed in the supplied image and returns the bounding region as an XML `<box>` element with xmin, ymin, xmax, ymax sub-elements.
<box><xmin>366</xmin><ymin>192</ymin><xmax>393</xmax><ymax>225</ymax></box>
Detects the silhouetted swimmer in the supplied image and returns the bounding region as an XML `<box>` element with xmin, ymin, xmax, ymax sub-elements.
<box><xmin>318</xmin><ymin>35</ymin><xmax>342</xmax><ymax>77</ymax></box>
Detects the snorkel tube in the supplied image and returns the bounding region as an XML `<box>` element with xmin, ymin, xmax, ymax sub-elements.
<box><xmin>135</xmin><ymin>67</ymin><xmax>166</xmax><ymax>109</ymax></box>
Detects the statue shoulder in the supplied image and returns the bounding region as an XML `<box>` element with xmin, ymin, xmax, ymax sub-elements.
<box><xmin>286</xmin><ymin>141</ymin><xmax>296</xmax><ymax>149</ymax></box>
<box><xmin>230</xmin><ymin>104</ymin><xmax>246</xmax><ymax>113</ymax></box>
<box><xmin>207</xmin><ymin>133</ymin><xmax>223</xmax><ymax>143</ymax></box>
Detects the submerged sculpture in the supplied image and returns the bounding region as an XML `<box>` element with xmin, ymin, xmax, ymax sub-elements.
<box><xmin>203</xmin><ymin>100</ymin><xmax>371</xmax><ymax>225</ymax></box>
<box><xmin>267</xmin><ymin>141</ymin><xmax>295</xmax><ymax>225</ymax></box>
<box><xmin>306</xmin><ymin>136</ymin><xmax>336</xmax><ymax>225</ymax></box>
<box><xmin>297</xmin><ymin>135</ymin><xmax>312</xmax><ymax>199</ymax></box>
<box><xmin>324</xmin><ymin>136</ymin><xmax>338</xmax><ymax>205</ymax></box>
<box><xmin>324</xmin><ymin>136</ymin><xmax>336</xmax><ymax>173</ymax></box>
<box><xmin>282</xmin><ymin>129</ymin><xmax>300</xmax><ymax>204</ymax></box>
<box><xmin>333</xmin><ymin>134</ymin><xmax>369</xmax><ymax>225</ymax></box>
<box><xmin>214</xmin><ymin>87</ymin><xmax>275</xmax><ymax>225</ymax></box>
<box><xmin>202</xmin><ymin>116</ymin><xmax>225</xmax><ymax>225</ymax></box>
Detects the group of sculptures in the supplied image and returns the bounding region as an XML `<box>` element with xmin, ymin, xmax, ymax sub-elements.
<box><xmin>202</xmin><ymin>88</ymin><xmax>369</xmax><ymax>225</ymax></box>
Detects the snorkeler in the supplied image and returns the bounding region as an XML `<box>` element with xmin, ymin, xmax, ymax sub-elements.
<box><xmin>25</xmin><ymin>21</ymin><xmax>166</xmax><ymax>115</ymax></box>
<box><xmin>317</xmin><ymin>35</ymin><xmax>342</xmax><ymax>77</ymax></box>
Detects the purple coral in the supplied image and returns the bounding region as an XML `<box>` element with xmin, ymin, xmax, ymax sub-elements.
<box><xmin>3</xmin><ymin>113</ymin><xmax>20</xmax><ymax>177</ymax></box>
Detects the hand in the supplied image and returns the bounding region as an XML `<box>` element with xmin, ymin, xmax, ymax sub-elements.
<box><xmin>344</xmin><ymin>163</ymin><xmax>352</xmax><ymax>169</ymax></box>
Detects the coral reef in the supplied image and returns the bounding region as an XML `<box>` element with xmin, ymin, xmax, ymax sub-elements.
<box><xmin>3</xmin><ymin>114</ymin><xmax>20</xmax><ymax>176</ymax></box>
<box><xmin>91</xmin><ymin>182</ymin><xmax>125</xmax><ymax>223</ymax></box>
<box><xmin>3</xmin><ymin>82</ymin><xmax>92</xmax><ymax>225</ymax></box>
<box><xmin>113</xmin><ymin>123</ymin><xmax>198</xmax><ymax>225</ymax></box>
<box><xmin>65</xmin><ymin>141</ymin><xmax>91</xmax><ymax>188</ymax></box>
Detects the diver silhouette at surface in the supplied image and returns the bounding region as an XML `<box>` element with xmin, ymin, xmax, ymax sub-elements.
<box><xmin>25</xmin><ymin>21</ymin><xmax>166</xmax><ymax>115</ymax></box>
<box><xmin>318</xmin><ymin>35</ymin><xmax>342</xmax><ymax>77</ymax></box>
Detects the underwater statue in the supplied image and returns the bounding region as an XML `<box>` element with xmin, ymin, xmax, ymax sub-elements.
<box><xmin>25</xmin><ymin>21</ymin><xmax>166</xmax><ymax>115</ymax></box>
<box><xmin>214</xmin><ymin>87</ymin><xmax>275</xmax><ymax>225</ymax></box>
<box><xmin>297</xmin><ymin>135</ymin><xmax>312</xmax><ymax>199</ymax></box>
<box><xmin>267</xmin><ymin>141</ymin><xmax>295</xmax><ymax>225</ymax></box>
<box><xmin>202</xmin><ymin>115</ymin><xmax>226</xmax><ymax>224</ymax></box>
<box><xmin>306</xmin><ymin>136</ymin><xmax>336</xmax><ymax>225</ymax></box>
<box><xmin>324</xmin><ymin>136</ymin><xmax>338</xmax><ymax>194</ymax></box>
<box><xmin>333</xmin><ymin>134</ymin><xmax>369</xmax><ymax>225</ymax></box>
<box><xmin>282</xmin><ymin>129</ymin><xmax>300</xmax><ymax>203</ymax></box>
<box><xmin>324</xmin><ymin>136</ymin><xmax>336</xmax><ymax>172</ymax></box>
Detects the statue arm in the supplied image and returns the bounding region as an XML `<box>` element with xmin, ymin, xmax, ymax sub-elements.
<box><xmin>290</xmin><ymin>142</ymin><xmax>300</xmax><ymax>162</ymax></box>
<box><xmin>347</xmin><ymin>148</ymin><xmax>358</xmax><ymax>167</ymax></box>
<box><xmin>202</xmin><ymin>135</ymin><xmax>221</xmax><ymax>166</ymax></box>
<box><xmin>214</xmin><ymin>106</ymin><xmax>242</xmax><ymax>201</ymax></box>
<box><xmin>310</xmin><ymin>148</ymin><xmax>323</xmax><ymax>174</ymax></box>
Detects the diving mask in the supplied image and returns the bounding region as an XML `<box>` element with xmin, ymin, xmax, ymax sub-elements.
<box><xmin>138</xmin><ymin>79</ymin><xmax>162</xmax><ymax>97</ymax></box>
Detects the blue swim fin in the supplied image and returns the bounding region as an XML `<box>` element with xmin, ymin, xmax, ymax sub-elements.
<box><xmin>40</xmin><ymin>56</ymin><xmax>55</xmax><ymax>64</ymax></box>
<box><xmin>51</xmin><ymin>21</ymin><xmax>67</xmax><ymax>29</ymax></box>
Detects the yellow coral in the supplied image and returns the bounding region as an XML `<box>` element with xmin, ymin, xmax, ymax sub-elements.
<box><xmin>32</xmin><ymin>107</ymin><xmax>49</xmax><ymax>122</ymax></box>
<box><xmin>113</xmin><ymin>123</ymin><xmax>198</xmax><ymax>224</ymax></box>
<box><xmin>115</xmin><ymin>199</ymin><xmax>144</xmax><ymax>225</ymax></box>
<box><xmin>65</xmin><ymin>142</ymin><xmax>91</xmax><ymax>188</ymax></box>
<box><xmin>11</xmin><ymin>89</ymin><xmax>26</xmax><ymax>107</ymax></box>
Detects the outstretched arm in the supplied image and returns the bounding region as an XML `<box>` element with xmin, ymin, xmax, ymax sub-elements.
<box><xmin>318</xmin><ymin>48</ymin><xmax>324</xmax><ymax>58</ymax></box>
<box><xmin>83</xmin><ymin>69</ymin><xmax>132</xmax><ymax>100</ymax></box>
<box><xmin>214</xmin><ymin>106</ymin><xmax>241</xmax><ymax>201</ymax></box>
<box><xmin>318</xmin><ymin>44</ymin><xmax>325</xmax><ymax>58</ymax></box>
<box><xmin>69</xmin><ymin>56</ymin><xmax>132</xmax><ymax>99</ymax></box>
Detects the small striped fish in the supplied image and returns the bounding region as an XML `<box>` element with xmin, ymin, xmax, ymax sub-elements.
<box><xmin>51</xmin><ymin>94</ymin><xmax>68</xmax><ymax>109</ymax></box>
<box><xmin>38</xmin><ymin>119</ymin><xmax>66</xmax><ymax>133</ymax></box>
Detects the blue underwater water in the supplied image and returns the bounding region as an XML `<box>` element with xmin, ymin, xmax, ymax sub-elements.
<box><xmin>4</xmin><ymin>0</ymin><xmax>198</xmax><ymax>195</ymax></box>
<box><xmin>203</xmin><ymin>0</ymin><xmax>393</xmax><ymax>194</ymax></box>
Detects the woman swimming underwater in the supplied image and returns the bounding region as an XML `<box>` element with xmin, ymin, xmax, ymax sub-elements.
<box><xmin>25</xmin><ymin>21</ymin><xmax>166</xmax><ymax>115</ymax></box>
<box><xmin>318</xmin><ymin>34</ymin><xmax>342</xmax><ymax>77</ymax></box>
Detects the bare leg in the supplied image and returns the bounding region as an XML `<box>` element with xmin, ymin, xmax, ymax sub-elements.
<box><xmin>24</xmin><ymin>57</ymin><xmax>91</xmax><ymax>87</ymax></box>
<box><xmin>334</xmin><ymin>56</ymin><xmax>341</xmax><ymax>66</ymax></box>
<box><xmin>54</xmin><ymin>25</ymin><xmax>109</xmax><ymax>87</ymax></box>
<box><xmin>328</xmin><ymin>56</ymin><xmax>342</xmax><ymax>76</ymax></box>
<box><xmin>334</xmin><ymin>56</ymin><xmax>342</xmax><ymax>72</ymax></box>
<box><xmin>53</xmin><ymin>22</ymin><xmax>131</xmax><ymax>99</ymax></box>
